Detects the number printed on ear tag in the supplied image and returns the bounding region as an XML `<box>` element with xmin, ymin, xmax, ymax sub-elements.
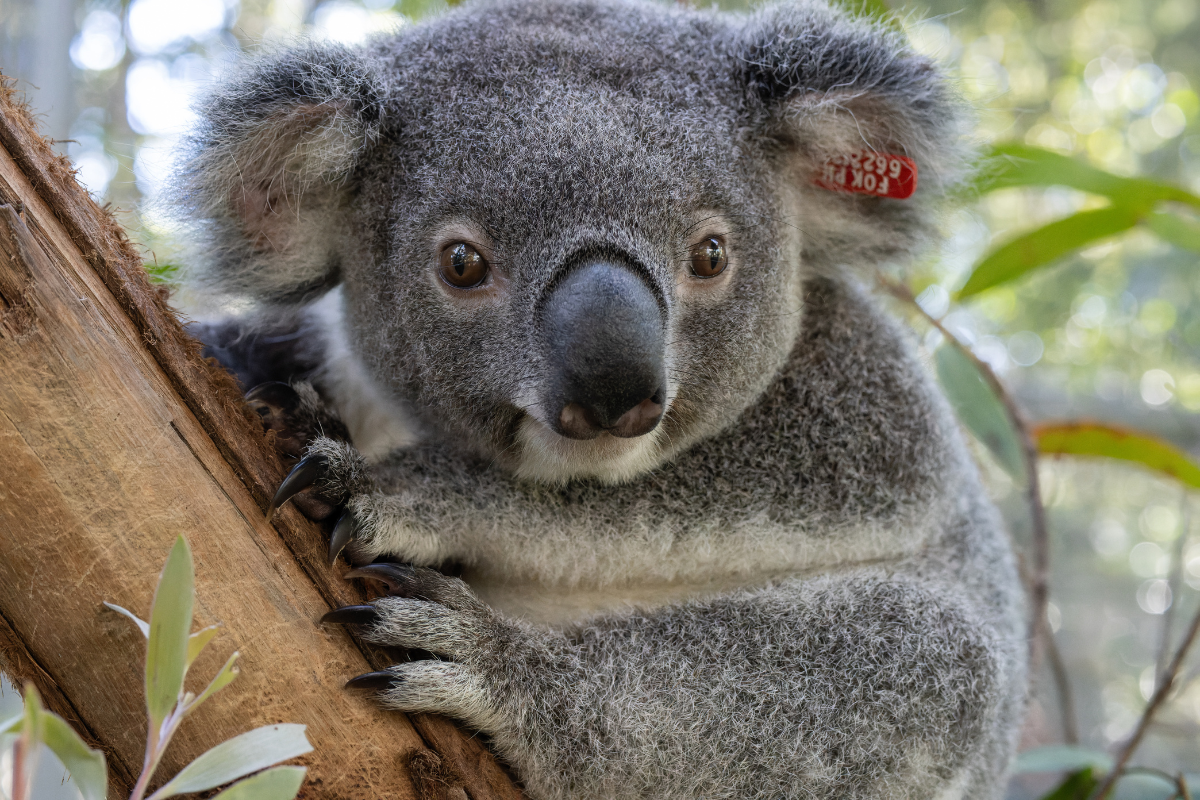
<box><xmin>813</xmin><ymin>150</ymin><xmax>918</xmax><ymax>200</ymax></box>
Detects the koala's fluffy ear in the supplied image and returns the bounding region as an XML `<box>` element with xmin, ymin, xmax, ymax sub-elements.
<box><xmin>738</xmin><ymin>2</ymin><xmax>972</xmax><ymax>274</ymax></box>
<box><xmin>175</xmin><ymin>43</ymin><xmax>384</xmax><ymax>303</ymax></box>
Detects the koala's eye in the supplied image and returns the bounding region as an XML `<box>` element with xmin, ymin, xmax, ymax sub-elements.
<box><xmin>689</xmin><ymin>237</ymin><xmax>727</xmax><ymax>278</ymax></box>
<box><xmin>439</xmin><ymin>242</ymin><xmax>489</xmax><ymax>288</ymax></box>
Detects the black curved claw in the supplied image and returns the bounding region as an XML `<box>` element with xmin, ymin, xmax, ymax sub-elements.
<box><xmin>244</xmin><ymin>381</ymin><xmax>301</xmax><ymax>410</ymax></box>
<box><xmin>345</xmin><ymin>671</ymin><xmax>399</xmax><ymax>691</ymax></box>
<box><xmin>329</xmin><ymin>509</ymin><xmax>358</xmax><ymax>565</ymax></box>
<box><xmin>344</xmin><ymin>563</ymin><xmax>417</xmax><ymax>595</ymax></box>
<box><xmin>267</xmin><ymin>453</ymin><xmax>328</xmax><ymax>519</ymax></box>
<box><xmin>320</xmin><ymin>605</ymin><xmax>379</xmax><ymax>625</ymax></box>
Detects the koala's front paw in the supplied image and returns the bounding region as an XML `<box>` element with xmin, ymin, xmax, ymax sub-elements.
<box><xmin>270</xmin><ymin>436</ymin><xmax>377</xmax><ymax>562</ymax></box>
<box><xmin>249</xmin><ymin>381</ymin><xmax>351</xmax><ymax>521</ymax></box>
<box><xmin>322</xmin><ymin>564</ymin><xmax>509</xmax><ymax>734</ymax></box>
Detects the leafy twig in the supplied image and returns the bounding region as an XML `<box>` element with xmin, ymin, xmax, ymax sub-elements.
<box><xmin>1092</xmin><ymin>599</ymin><xmax>1200</xmax><ymax>799</ymax></box>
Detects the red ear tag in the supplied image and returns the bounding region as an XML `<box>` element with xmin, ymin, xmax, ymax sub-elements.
<box><xmin>813</xmin><ymin>150</ymin><xmax>918</xmax><ymax>200</ymax></box>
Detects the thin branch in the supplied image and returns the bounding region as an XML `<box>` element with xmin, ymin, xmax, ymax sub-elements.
<box><xmin>1158</xmin><ymin>492</ymin><xmax>1191</xmax><ymax>687</ymax></box>
<box><xmin>1093</xmin><ymin>598</ymin><xmax>1200</xmax><ymax>799</ymax></box>
<box><xmin>880</xmin><ymin>277</ymin><xmax>1051</xmax><ymax>670</ymax></box>
<box><xmin>1044</xmin><ymin>624</ymin><xmax>1080</xmax><ymax>744</ymax></box>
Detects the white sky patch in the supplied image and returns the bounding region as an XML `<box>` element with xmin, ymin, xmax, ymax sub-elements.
<box><xmin>312</xmin><ymin>1</ymin><xmax>405</xmax><ymax>45</ymax></box>
<box><xmin>127</xmin><ymin>0</ymin><xmax>232</xmax><ymax>55</ymax></box>
<box><xmin>70</xmin><ymin>10</ymin><xmax>126</xmax><ymax>71</ymax></box>
<box><xmin>125</xmin><ymin>54</ymin><xmax>212</xmax><ymax>136</ymax></box>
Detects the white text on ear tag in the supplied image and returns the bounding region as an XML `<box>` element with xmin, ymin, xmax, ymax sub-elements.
<box><xmin>813</xmin><ymin>150</ymin><xmax>918</xmax><ymax>200</ymax></box>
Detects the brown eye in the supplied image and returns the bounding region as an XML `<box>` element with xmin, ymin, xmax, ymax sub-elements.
<box><xmin>439</xmin><ymin>242</ymin><xmax>489</xmax><ymax>288</ymax></box>
<box><xmin>689</xmin><ymin>236</ymin><xmax>727</xmax><ymax>278</ymax></box>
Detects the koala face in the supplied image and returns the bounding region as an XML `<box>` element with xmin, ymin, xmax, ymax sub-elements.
<box><xmin>339</xmin><ymin>8</ymin><xmax>808</xmax><ymax>481</ymax></box>
<box><xmin>179</xmin><ymin>0</ymin><xmax>965</xmax><ymax>482</ymax></box>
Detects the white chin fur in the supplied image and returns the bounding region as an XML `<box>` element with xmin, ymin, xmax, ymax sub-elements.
<box><xmin>513</xmin><ymin>415</ymin><xmax>668</xmax><ymax>484</ymax></box>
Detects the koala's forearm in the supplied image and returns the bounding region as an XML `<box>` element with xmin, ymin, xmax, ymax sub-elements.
<box><xmin>338</xmin><ymin>440</ymin><xmax>943</xmax><ymax>586</ymax></box>
<box><xmin>373</xmin><ymin>571</ymin><xmax>1015</xmax><ymax>800</ymax></box>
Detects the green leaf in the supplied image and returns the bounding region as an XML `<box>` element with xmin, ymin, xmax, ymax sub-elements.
<box><xmin>1015</xmin><ymin>745</ymin><xmax>1114</xmax><ymax>775</ymax></box>
<box><xmin>210</xmin><ymin>766</ymin><xmax>307</xmax><ymax>800</ymax></box>
<box><xmin>187</xmin><ymin>625</ymin><xmax>221</xmax><ymax>669</ymax></box>
<box><xmin>185</xmin><ymin>651</ymin><xmax>240</xmax><ymax>716</ymax></box>
<box><xmin>1038</xmin><ymin>768</ymin><xmax>1098</xmax><ymax>800</ymax></box>
<box><xmin>42</xmin><ymin>714</ymin><xmax>107</xmax><ymax>800</ymax></box>
<box><xmin>1034</xmin><ymin>423</ymin><xmax>1200</xmax><ymax>490</ymax></box>
<box><xmin>149</xmin><ymin>725</ymin><xmax>311</xmax><ymax>798</ymax></box>
<box><xmin>958</xmin><ymin>206</ymin><xmax>1142</xmax><ymax>298</ymax></box>
<box><xmin>0</xmin><ymin>713</ymin><xmax>20</xmax><ymax>734</ymax></box>
<box><xmin>21</xmin><ymin>684</ymin><xmax>45</xmax><ymax>741</ymax></box>
<box><xmin>977</xmin><ymin>143</ymin><xmax>1200</xmax><ymax>209</ymax></box>
<box><xmin>1146</xmin><ymin>210</ymin><xmax>1200</xmax><ymax>253</ymax></box>
<box><xmin>145</xmin><ymin>536</ymin><xmax>194</xmax><ymax>733</ymax></box>
<box><xmin>103</xmin><ymin>602</ymin><xmax>150</xmax><ymax>638</ymax></box>
<box><xmin>935</xmin><ymin>344</ymin><xmax>1026</xmax><ymax>480</ymax></box>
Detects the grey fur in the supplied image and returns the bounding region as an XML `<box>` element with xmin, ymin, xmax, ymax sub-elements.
<box><xmin>175</xmin><ymin>0</ymin><xmax>1026</xmax><ymax>797</ymax></box>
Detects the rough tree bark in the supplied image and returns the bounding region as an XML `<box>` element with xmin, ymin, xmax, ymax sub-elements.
<box><xmin>0</xmin><ymin>78</ymin><xmax>524</xmax><ymax>800</ymax></box>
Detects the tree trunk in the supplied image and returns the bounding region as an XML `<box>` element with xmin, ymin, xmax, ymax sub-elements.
<box><xmin>0</xmin><ymin>77</ymin><xmax>524</xmax><ymax>800</ymax></box>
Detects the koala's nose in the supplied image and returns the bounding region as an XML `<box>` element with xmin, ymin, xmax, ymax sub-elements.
<box><xmin>540</xmin><ymin>261</ymin><xmax>666</xmax><ymax>440</ymax></box>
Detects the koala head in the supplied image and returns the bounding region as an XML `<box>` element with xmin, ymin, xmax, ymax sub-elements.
<box><xmin>177</xmin><ymin>0</ymin><xmax>968</xmax><ymax>483</ymax></box>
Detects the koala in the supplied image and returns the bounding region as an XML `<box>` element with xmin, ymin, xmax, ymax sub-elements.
<box><xmin>176</xmin><ymin>0</ymin><xmax>1027</xmax><ymax>797</ymax></box>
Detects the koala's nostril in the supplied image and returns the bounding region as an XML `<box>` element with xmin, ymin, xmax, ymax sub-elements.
<box><xmin>609</xmin><ymin>396</ymin><xmax>663</xmax><ymax>438</ymax></box>
<box><xmin>559</xmin><ymin>402</ymin><xmax>604</xmax><ymax>440</ymax></box>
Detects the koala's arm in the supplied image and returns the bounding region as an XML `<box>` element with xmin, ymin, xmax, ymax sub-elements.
<box><xmin>308</xmin><ymin>278</ymin><xmax>954</xmax><ymax>584</ymax></box>
<box><xmin>348</xmin><ymin>564</ymin><xmax>1006</xmax><ymax>800</ymax></box>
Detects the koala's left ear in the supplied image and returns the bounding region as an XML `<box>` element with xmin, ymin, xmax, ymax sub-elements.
<box><xmin>174</xmin><ymin>42</ymin><xmax>384</xmax><ymax>304</ymax></box>
<box><xmin>738</xmin><ymin>2</ymin><xmax>972</xmax><ymax>274</ymax></box>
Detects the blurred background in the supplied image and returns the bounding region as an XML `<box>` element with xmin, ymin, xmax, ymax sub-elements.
<box><xmin>1</xmin><ymin>0</ymin><xmax>1199</xmax><ymax>797</ymax></box>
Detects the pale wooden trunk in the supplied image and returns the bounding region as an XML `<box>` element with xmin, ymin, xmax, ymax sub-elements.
<box><xmin>0</xmin><ymin>79</ymin><xmax>523</xmax><ymax>800</ymax></box>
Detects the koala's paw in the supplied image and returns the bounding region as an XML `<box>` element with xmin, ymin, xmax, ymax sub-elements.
<box><xmin>323</xmin><ymin>564</ymin><xmax>509</xmax><ymax>734</ymax></box>
<box><xmin>246</xmin><ymin>380</ymin><xmax>350</xmax><ymax>457</ymax></box>
<box><xmin>270</xmin><ymin>436</ymin><xmax>378</xmax><ymax>561</ymax></box>
<box><xmin>249</xmin><ymin>381</ymin><xmax>351</xmax><ymax>521</ymax></box>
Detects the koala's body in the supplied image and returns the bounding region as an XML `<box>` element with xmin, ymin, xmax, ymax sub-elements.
<box><xmin>179</xmin><ymin>0</ymin><xmax>1027</xmax><ymax>797</ymax></box>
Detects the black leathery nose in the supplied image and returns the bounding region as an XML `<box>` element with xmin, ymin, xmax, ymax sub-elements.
<box><xmin>540</xmin><ymin>261</ymin><xmax>666</xmax><ymax>439</ymax></box>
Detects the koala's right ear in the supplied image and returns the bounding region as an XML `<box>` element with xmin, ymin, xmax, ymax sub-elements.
<box><xmin>175</xmin><ymin>43</ymin><xmax>384</xmax><ymax>303</ymax></box>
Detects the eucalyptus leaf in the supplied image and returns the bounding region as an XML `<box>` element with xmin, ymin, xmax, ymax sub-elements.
<box><xmin>103</xmin><ymin>602</ymin><xmax>150</xmax><ymax>638</ymax></box>
<box><xmin>149</xmin><ymin>725</ymin><xmax>311</xmax><ymax>798</ymax></box>
<box><xmin>977</xmin><ymin>143</ymin><xmax>1200</xmax><ymax>209</ymax></box>
<box><xmin>22</xmin><ymin>684</ymin><xmax>44</xmax><ymax>739</ymax></box>
<box><xmin>187</xmin><ymin>625</ymin><xmax>222</xmax><ymax>668</ymax></box>
<box><xmin>1015</xmin><ymin>745</ymin><xmax>1114</xmax><ymax>775</ymax></box>
<box><xmin>42</xmin><ymin>714</ymin><xmax>107</xmax><ymax>800</ymax></box>
<box><xmin>1037</xmin><ymin>768</ymin><xmax>1098</xmax><ymax>800</ymax></box>
<box><xmin>1034</xmin><ymin>423</ymin><xmax>1200</xmax><ymax>489</ymax></box>
<box><xmin>145</xmin><ymin>536</ymin><xmax>194</xmax><ymax>732</ymax></box>
<box><xmin>1146</xmin><ymin>210</ymin><xmax>1200</xmax><ymax>253</ymax></box>
<box><xmin>0</xmin><ymin>713</ymin><xmax>20</xmax><ymax>734</ymax></box>
<box><xmin>934</xmin><ymin>344</ymin><xmax>1026</xmax><ymax>480</ymax></box>
<box><xmin>186</xmin><ymin>651</ymin><xmax>240</xmax><ymax>716</ymax></box>
<box><xmin>1112</xmin><ymin>772</ymin><xmax>1178</xmax><ymax>800</ymax></box>
<box><xmin>958</xmin><ymin>206</ymin><xmax>1141</xmax><ymax>298</ymax></box>
<box><xmin>210</xmin><ymin>766</ymin><xmax>307</xmax><ymax>800</ymax></box>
